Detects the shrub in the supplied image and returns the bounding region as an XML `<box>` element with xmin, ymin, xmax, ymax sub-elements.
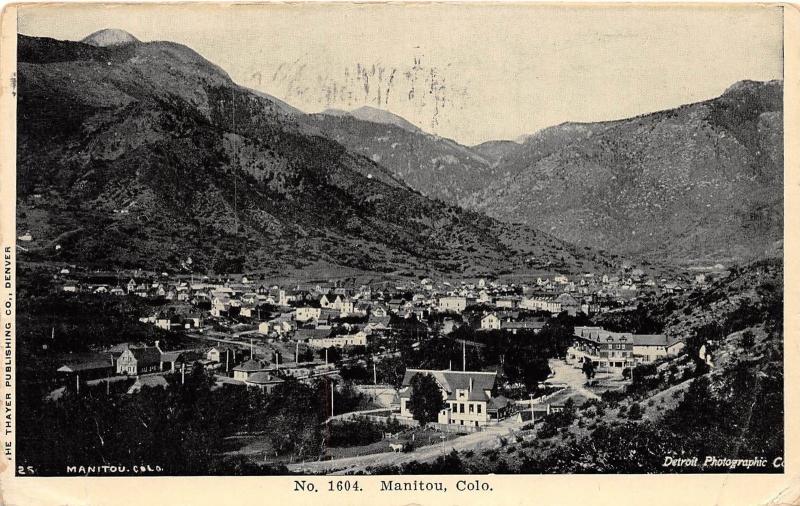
<box><xmin>628</xmin><ymin>403</ymin><xmax>643</xmax><ymax>420</ymax></box>
<box><xmin>537</xmin><ymin>422</ymin><xmax>557</xmax><ymax>439</ymax></box>
<box><xmin>741</xmin><ymin>330</ymin><xmax>756</xmax><ymax>348</ymax></box>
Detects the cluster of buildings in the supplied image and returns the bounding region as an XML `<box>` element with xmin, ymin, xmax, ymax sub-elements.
<box><xmin>51</xmin><ymin>268</ymin><xmax>706</xmax><ymax>399</ymax></box>
<box><xmin>565</xmin><ymin>326</ymin><xmax>685</xmax><ymax>374</ymax></box>
<box><xmin>56</xmin><ymin>338</ymin><xmax>338</xmax><ymax>396</ymax></box>
<box><xmin>51</xmin><ymin>266</ymin><xmax>717</xmax><ymax>355</ymax></box>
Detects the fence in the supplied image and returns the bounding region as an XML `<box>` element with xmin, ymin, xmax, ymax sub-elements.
<box><xmin>515</xmin><ymin>387</ymin><xmax>567</xmax><ymax>406</ymax></box>
<box><xmin>428</xmin><ymin>422</ymin><xmax>482</xmax><ymax>434</ymax></box>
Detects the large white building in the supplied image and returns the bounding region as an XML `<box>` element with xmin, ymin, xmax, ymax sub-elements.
<box><xmin>295</xmin><ymin>306</ymin><xmax>322</xmax><ymax>322</ymax></box>
<box><xmin>438</xmin><ymin>296</ymin><xmax>468</xmax><ymax>313</ymax></box>
<box><xmin>398</xmin><ymin>369</ymin><xmax>512</xmax><ymax>428</ymax></box>
<box><xmin>480</xmin><ymin>313</ymin><xmax>501</xmax><ymax>330</ymax></box>
<box><xmin>519</xmin><ymin>297</ymin><xmax>562</xmax><ymax>314</ymax></box>
<box><xmin>306</xmin><ymin>331</ymin><xmax>368</xmax><ymax>348</ymax></box>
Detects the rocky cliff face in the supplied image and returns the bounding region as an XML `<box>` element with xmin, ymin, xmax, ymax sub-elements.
<box><xmin>464</xmin><ymin>81</ymin><xmax>783</xmax><ymax>266</ymax></box>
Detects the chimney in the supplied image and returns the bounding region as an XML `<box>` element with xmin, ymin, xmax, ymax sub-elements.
<box><xmin>469</xmin><ymin>377</ymin><xmax>473</xmax><ymax>391</ymax></box>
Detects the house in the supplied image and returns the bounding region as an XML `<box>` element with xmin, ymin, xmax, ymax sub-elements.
<box><xmin>239</xmin><ymin>305</ymin><xmax>257</xmax><ymax>318</ymax></box>
<box><xmin>295</xmin><ymin>306</ymin><xmax>322</xmax><ymax>322</ymax></box>
<box><xmin>365</xmin><ymin>314</ymin><xmax>392</xmax><ymax>334</ymax></box>
<box><xmin>244</xmin><ymin>371</ymin><xmax>285</xmax><ymax>392</ymax></box>
<box><xmin>62</xmin><ymin>280</ymin><xmax>80</xmax><ymax>293</ymax></box>
<box><xmin>232</xmin><ymin>359</ymin><xmax>271</xmax><ymax>381</ymax></box>
<box><xmin>155</xmin><ymin>314</ymin><xmax>183</xmax><ymax>331</ymax></box>
<box><xmin>555</xmin><ymin>293</ymin><xmax>581</xmax><ymax>316</ymax></box>
<box><xmin>330</xmin><ymin>295</ymin><xmax>354</xmax><ymax>316</ymax></box>
<box><xmin>57</xmin><ymin>354</ymin><xmax>115</xmax><ymax>381</ymax></box>
<box><xmin>494</xmin><ymin>297</ymin><xmax>516</xmax><ymax>309</ymax></box>
<box><xmin>319</xmin><ymin>293</ymin><xmax>338</xmax><ymax>308</ymax></box>
<box><xmin>500</xmin><ymin>319</ymin><xmax>547</xmax><ymax>334</ymax></box>
<box><xmin>116</xmin><ymin>346</ymin><xmax>162</xmax><ymax>375</ymax></box>
<box><xmin>566</xmin><ymin>326</ymin><xmax>635</xmax><ymax>373</ymax></box>
<box><xmin>207</xmin><ymin>346</ymin><xmax>235</xmax><ymax>364</ymax></box>
<box><xmin>185</xmin><ymin>314</ymin><xmax>203</xmax><ymax>328</ymax></box>
<box><xmin>398</xmin><ymin>369</ymin><xmax>511</xmax><ymax>428</ymax></box>
<box><xmin>438</xmin><ymin>296</ymin><xmax>467</xmax><ymax>313</ymax></box>
<box><xmin>127</xmin><ymin>375</ymin><xmax>168</xmax><ymax>394</ymax></box>
<box><xmin>633</xmin><ymin>335</ymin><xmax>685</xmax><ymax>363</ymax></box>
<box><xmin>259</xmin><ymin>315</ymin><xmax>294</xmax><ymax>336</ymax></box>
<box><xmin>480</xmin><ymin>313</ymin><xmax>501</xmax><ymax>330</ymax></box>
<box><xmin>388</xmin><ymin>299</ymin><xmax>409</xmax><ymax>313</ymax></box>
<box><xmin>519</xmin><ymin>297</ymin><xmax>562</xmax><ymax>314</ymax></box>
<box><xmin>293</xmin><ymin>328</ymin><xmax>333</xmax><ymax>343</ymax></box>
<box><xmin>307</xmin><ymin>331</ymin><xmax>368</xmax><ymax>349</ymax></box>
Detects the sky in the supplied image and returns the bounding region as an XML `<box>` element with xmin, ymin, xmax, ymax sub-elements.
<box><xmin>17</xmin><ymin>3</ymin><xmax>784</xmax><ymax>145</ymax></box>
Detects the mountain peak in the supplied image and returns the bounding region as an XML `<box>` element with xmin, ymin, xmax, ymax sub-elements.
<box><xmin>81</xmin><ymin>28</ymin><xmax>140</xmax><ymax>47</ymax></box>
<box><xmin>719</xmin><ymin>80</ymin><xmax>782</xmax><ymax>102</ymax></box>
<box><xmin>348</xmin><ymin>106</ymin><xmax>422</xmax><ymax>134</ymax></box>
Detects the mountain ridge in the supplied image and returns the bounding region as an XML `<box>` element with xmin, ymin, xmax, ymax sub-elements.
<box><xmin>316</xmin><ymin>79</ymin><xmax>783</xmax><ymax>266</ymax></box>
<box><xmin>466</xmin><ymin>79</ymin><xmax>783</xmax><ymax>265</ymax></box>
<box><xmin>16</xmin><ymin>33</ymin><xmax>613</xmax><ymax>277</ymax></box>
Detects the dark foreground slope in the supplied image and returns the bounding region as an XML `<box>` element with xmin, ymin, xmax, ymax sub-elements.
<box><xmin>16</xmin><ymin>33</ymin><xmax>608</xmax><ymax>276</ymax></box>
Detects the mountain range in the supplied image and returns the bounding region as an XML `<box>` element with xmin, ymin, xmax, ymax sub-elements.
<box><xmin>16</xmin><ymin>30</ymin><xmax>782</xmax><ymax>276</ymax></box>
<box><xmin>298</xmin><ymin>82</ymin><xmax>784</xmax><ymax>266</ymax></box>
<box><xmin>467</xmin><ymin>81</ymin><xmax>783</xmax><ymax>265</ymax></box>
<box><xmin>16</xmin><ymin>32</ymin><xmax>612</xmax><ymax>277</ymax></box>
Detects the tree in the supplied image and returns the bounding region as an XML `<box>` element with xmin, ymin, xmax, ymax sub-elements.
<box><xmin>376</xmin><ymin>355</ymin><xmax>406</xmax><ymax>388</ymax></box>
<box><xmin>407</xmin><ymin>373</ymin><xmax>445</xmax><ymax>426</ymax></box>
<box><xmin>264</xmin><ymin>379</ymin><xmax>325</xmax><ymax>457</ymax></box>
<box><xmin>503</xmin><ymin>348</ymin><xmax>550</xmax><ymax>391</ymax></box>
<box><xmin>317</xmin><ymin>346</ymin><xmax>341</xmax><ymax>364</ymax></box>
<box><xmin>298</xmin><ymin>348</ymin><xmax>314</xmax><ymax>363</ymax></box>
<box><xmin>581</xmin><ymin>359</ymin><xmax>597</xmax><ymax>385</ymax></box>
<box><xmin>741</xmin><ymin>330</ymin><xmax>755</xmax><ymax>348</ymax></box>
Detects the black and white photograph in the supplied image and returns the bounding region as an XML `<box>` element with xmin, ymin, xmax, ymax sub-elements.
<box><xmin>1</xmin><ymin>1</ymin><xmax>789</xmax><ymax>486</ymax></box>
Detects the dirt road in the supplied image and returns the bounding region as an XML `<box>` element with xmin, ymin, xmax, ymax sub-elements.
<box><xmin>287</xmin><ymin>418</ymin><xmax>523</xmax><ymax>475</ymax></box>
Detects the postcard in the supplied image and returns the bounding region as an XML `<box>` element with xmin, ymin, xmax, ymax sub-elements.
<box><xmin>0</xmin><ymin>2</ymin><xmax>796</xmax><ymax>505</ymax></box>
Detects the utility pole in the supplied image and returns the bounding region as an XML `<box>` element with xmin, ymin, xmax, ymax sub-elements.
<box><xmin>249</xmin><ymin>339</ymin><xmax>253</xmax><ymax>360</ymax></box>
<box><xmin>325</xmin><ymin>348</ymin><xmax>328</xmax><ymax>364</ymax></box>
<box><xmin>330</xmin><ymin>379</ymin><xmax>335</xmax><ymax>417</ymax></box>
<box><xmin>295</xmin><ymin>341</ymin><xmax>299</xmax><ymax>364</ymax></box>
<box><xmin>373</xmin><ymin>362</ymin><xmax>377</xmax><ymax>385</ymax></box>
<box><xmin>225</xmin><ymin>350</ymin><xmax>230</xmax><ymax>373</ymax></box>
<box><xmin>462</xmin><ymin>340</ymin><xmax>466</xmax><ymax>372</ymax></box>
<box><xmin>181</xmin><ymin>363</ymin><xmax>185</xmax><ymax>385</ymax></box>
<box><xmin>231</xmin><ymin>87</ymin><xmax>239</xmax><ymax>235</ymax></box>
<box><xmin>76</xmin><ymin>374</ymin><xmax>80</xmax><ymax>395</ymax></box>
<box><xmin>530</xmin><ymin>393</ymin><xmax>534</xmax><ymax>421</ymax></box>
